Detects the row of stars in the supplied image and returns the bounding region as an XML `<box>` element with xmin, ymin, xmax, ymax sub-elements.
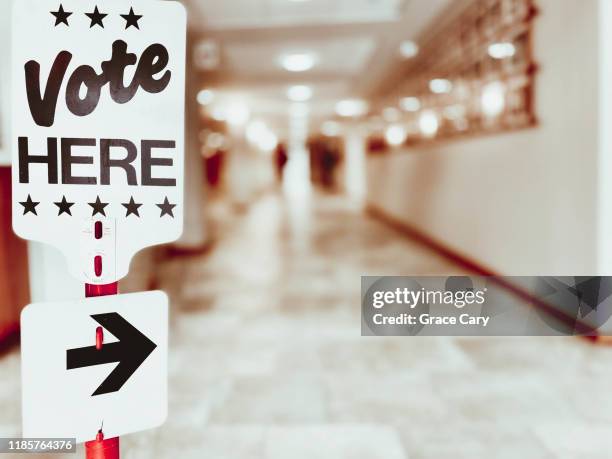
<box><xmin>51</xmin><ymin>4</ymin><xmax>142</xmax><ymax>29</ymax></box>
<box><xmin>19</xmin><ymin>195</ymin><xmax>176</xmax><ymax>218</ymax></box>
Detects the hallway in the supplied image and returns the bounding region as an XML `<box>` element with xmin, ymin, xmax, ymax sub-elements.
<box><xmin>119</xmin><ymin>194</ymin><xmax>612</xmax><ymax>458</ymax></box>
<box><xmin>1</xmin><ymin>193</ymin><xmax>612</xmax><ymax>458</ymax></box>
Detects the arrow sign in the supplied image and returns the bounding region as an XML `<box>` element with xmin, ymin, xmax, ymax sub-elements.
<box><xmin>67</xmin><ymin>313</ymin><xmax>157</xmax><ymax>396</ymax></box>
<box><xmin>21</xmin><ymin>291</ymin><xmax>168</xmax><ymax>443</ymax></box>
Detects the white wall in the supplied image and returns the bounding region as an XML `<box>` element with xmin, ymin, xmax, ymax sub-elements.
<box><xmin>28</xmin><ymin>243</ymin><xmax>82</xmax><ymax>303</ymax></box>
<box><xmin>366</xmin><ymin>0</ymin><xmax>601</xmax><ymax>275</ymax></box>
<box><xmin>598</xmin><ymin>0</ymin><xmax>612</xmax><ymax>273</ymax></box>
<box><xmin>343</xmin><ymin>128</ymin><xmax>367</xmax><ymax>202</ymax></box>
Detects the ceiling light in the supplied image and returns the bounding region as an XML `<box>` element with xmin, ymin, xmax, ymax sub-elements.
<box><xmin>336</xmin><ymin>99</ymin><xmax>369</xmax><ymax>117</ymax></box>
<box><xmin>321</xmin><ymin>121</ymin><xmax>341</xmax><ymax>137</ymax></box>
<box><xmin>488</xmin><ymin>42</ymin><xmax>516</xmax><ymax>59</ymax></box>
<box><xmin>399</xmin><ymin>97</ymin><xmax>420</xmax><ymax>112</ymax></box>
<box><xmin>399</xmin><ymin>40</ymin><xmax>419</xmax><ymax>59</ymax></box>
<box><xmin>481</xmin><ymin>81</ymin><xmax>506</xmax><ymax>117</ymax></box>
<box><xmin>287</xmin><ymin>85</ymin><xmax>313</xmax><ymax>102</ymax></box>
<box><xmin>418</xmin><ymin>110</ymin><xmax>439</xmax><ymax>137</ymax></box>
<box><xmin>385</xmin><ymin>124</ymin><xmax>407</xmax><ymax>146</ymax></box>
<box><xmin>197</xmin><ymin>89</ymin><xmax>214</xmax><ymax>106</ymax></box>
<box><xmin>429</xmin><ymin>79</ymin><xmax>453</xmax><ymax>94</ymax></box>
<box><xmin>280</xmin><ymin>53</ymin><xmax>317</xmax><ymax>72</ymax></box>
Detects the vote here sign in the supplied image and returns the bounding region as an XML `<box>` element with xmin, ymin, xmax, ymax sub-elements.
<box><xmin>11</xmin><ymin>0</ymin><xmax>186</xmax><ymax>284</ymax></box>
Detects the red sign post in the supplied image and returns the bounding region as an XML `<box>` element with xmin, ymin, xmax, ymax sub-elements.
<box><xmin>84</xmin><ymin>281</ymin><xmax>120</xmax><ymax>459</ymax></box>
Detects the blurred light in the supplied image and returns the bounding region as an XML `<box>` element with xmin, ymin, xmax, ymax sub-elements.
<box><xmin>279</xmin><ymin>53</ymin><xmax>317</xmax><ymax>72</ymax></box>
<box><xmin>399</xmin><ymin>97</ymin><xmax>420</xmax><ymax>112</ymax></box>
<box><xmin>418</xmin><ymin>110</ymin><xmax>439</xmax><ymax>137</ymax></box>
<box><xmin>429</xmin><ymin>78</ymin><xmax>453</xmax><ymax>94</ymax></box>
<box><xmin>444</xmin><ymin>104</ymin><xmax>466</xmax><ymax>120</ymax></box>
<box><xmin>246</xmin><ymin>120</ymin><xmax>278</xmax><ymax>152</ymax></box>
<box><xmin>287</xmin><ymin>85</ymin><xmax>313</xmax><ymax>102</ymax></box>
<box><xmin>210</xmin><ymin>105</ymin><xmax>226</xmax><ymax>121</ymax></box>
<box><xmin>385</xmin><ymin>124</ymin><xmax>407</xmax><ymax>146</ymax></box>
<box><xmin>488</xmin><ymin>42</ymin><xmax>516</xmax><ymax>59</ymax></box>
<box><xmin>481</xmin><ymin>81</ymin><xmax>506</xmax><ymax>117</ymax></box>
<box><xmin>198</xmin><ymin>129</ymin><xmax>210</xmax><ymax>143</ymax></box>
<box><xmin>197</xmin><ymin>89</ymin><xmax>214</xmax><ymax>106</ymax></box>
<box><xmin>226</xmin><ymin>102</ymin><xmax>250</xmax><ymax>125</ymax></box>
<box><xmin>454</xmin><ymin>81</ymin><xmax>470</xmax><ymax>100</ymax></box>
<box><xmin>382</xmin><ymin>107</ymin><xmax>401</xmax><ymax>122</ymax></box>
<box><xmin>336</xmin><ymin>99</ymin><xmax>369</xmax><ymax>117</ymax></box>
<box><xmin>258</xmin><ymin>130</ymin><xmax>278</xmax><ymax>152</ymax></box>
<box><xmin>321</xmin><ymin>121</ymin><xmax>341</xmax><ymax>137</ymax></box>
<box><xmin>194</xmin><ymin>39</ymin><xmax>220</xmax><ymax>71</ymax></box>
<box><xmin>399</xmin><ymin>40</ymin><xmax>419</xmax><ymax>59</ymax></box>
<box><xmin>246</xmin><ymin>120</ymin><xmax>267</xmax><ymax>144</ymax></box>
<box><xmin>205</xmin><ymin>132</ymin><xmax>225</xmax><ymax>150</ymax></box>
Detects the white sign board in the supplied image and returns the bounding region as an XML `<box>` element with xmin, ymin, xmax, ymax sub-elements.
<box><xmin>11</xmin><ymin>0</ymin><xmax>186</xmax><ymax>284</ymax></box>
<box><xmin>21</xmin><ymin>291</ymin><xmax>168</xmax><ymax>443</ymax></box>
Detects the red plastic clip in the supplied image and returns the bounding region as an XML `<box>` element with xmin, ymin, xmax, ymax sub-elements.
<box><xmin>94</xmin><ymin>221</ymin><xmax>103</xmax><ymax>240</ymax></box>
<box><xmin>94</xmin><ymin>255</ymin><xmax>103</xmax><ymax>277</ymax></box>
<box><xmin>96</xmin><ymin>326</ymin><xmax>104</xmax><ymax>350</ymax></box>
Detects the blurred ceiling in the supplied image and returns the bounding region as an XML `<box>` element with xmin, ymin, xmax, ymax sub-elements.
<box><xmin>182</xmin><ymin>0</ymin><xmax>454</xmax><ymax>132</ymax></box>
<box><xmin>190</xmin><ymin>0</ymin><xmax>404</xmax><ymax>29</ymax></box>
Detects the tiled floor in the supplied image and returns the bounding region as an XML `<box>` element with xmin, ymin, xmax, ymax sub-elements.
<box><xmin>2</xmin><ymin>192</ymin><xmax>612</xmax><ymax>458</ymax></box>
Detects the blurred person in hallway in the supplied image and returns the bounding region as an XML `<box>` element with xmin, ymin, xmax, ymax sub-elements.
<box><xmin>274</xmin><ymin>143</ymin><xmax>288</xmax><ymax>183</ymax></box>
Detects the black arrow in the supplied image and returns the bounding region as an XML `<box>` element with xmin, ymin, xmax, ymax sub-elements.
<box><xmin>66</xmin><ymin>313</ymin><xmax>157</xmax><ymax>396</ymax></box>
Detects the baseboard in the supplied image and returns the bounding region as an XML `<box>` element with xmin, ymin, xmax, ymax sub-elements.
<box><xmin>366</xmin><ymin>204</ymin><xmax>498</xmax><ymax>276</ymax></box>
<box><xmin>366</xmin><ymin>204</ymin><xmax>601</xmax><ymax>343</ymax></box>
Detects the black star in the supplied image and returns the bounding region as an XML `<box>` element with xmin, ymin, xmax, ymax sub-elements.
<box><xmin>121</xmin><ymin>7</ymin><xmax>142</xmax><ymax>30</ymax></box>
<box><xmin>51</xmin><ymin>4</ymin><xmax>72</xmax><ymax>26</ymax></box>
<box><xmin>122</xmin><ymin>196</ymin><xmax>142</xmax><ymax>217</ymax></box>
<box><xmin>157</xmin><ymin>197</ymin><xmax>176</xmax><ymax>218</ymax></box>
<box><xmin>54</xmin><ymin>196</ymin><xmax>75</xmax><ymax>216</ymax></box>
<box><xmin>20</xmin><ymin>195</ymin><xmax>39</xmax><ymax>216</ymax></box>
<box><xmin>88</xmin><ymin>196</ymin><xmax>109</xmax><ymax>217</ymax></box>
<box><xmin>85</xmin><ymin>6</ymin><xmax>107</xmax><ymax>28</ymax></box>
